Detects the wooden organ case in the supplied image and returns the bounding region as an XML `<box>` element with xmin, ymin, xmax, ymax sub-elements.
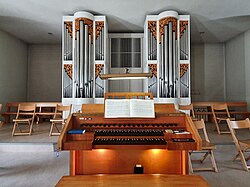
<box><xmin>58</xmin><ymin>103</ymin><xmax>201</xmax><ymax>175</ymax></box>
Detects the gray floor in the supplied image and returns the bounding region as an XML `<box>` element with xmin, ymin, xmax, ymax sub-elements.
<box><xmin>0</xmin><ymin>122</ymin><xmax>250</xmax><ymax>187</ymax></box>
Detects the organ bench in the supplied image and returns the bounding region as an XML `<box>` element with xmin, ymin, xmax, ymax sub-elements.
<box><xmin>58</xmin><ymin>103</ymin><xmax>201</xmax><ymax>175</ymax></box>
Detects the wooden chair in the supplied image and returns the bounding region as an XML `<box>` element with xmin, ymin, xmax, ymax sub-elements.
<box><xmin>227</xmin><ymin>118</ymin><xmax>250</xmax><ymax>171</ymax></box>
<box><xmin>212</xmin><ymin>103</ymin><xmax>235</xmax><ymax>134</ymax></box>
<box><xmin>189</xmin><ymin>119</ymin><xmax>218</xmax><ymax>172</ymax></box>
<box><xmin>12</xmin><ymin>104</ymin><xmax>36</xmax><ymax>136</ymax></box>
<box><xmin>49</xmin><ymin>104</ymin><xmax>72</xmax><ymax>136</ymax></box>
<box><xmin>178</xmin><ymin>104</ymin><xmax>198</xmax><ymax>121</ymax></box>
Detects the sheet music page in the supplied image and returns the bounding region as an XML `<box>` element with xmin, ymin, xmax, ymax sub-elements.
<box><xmin>130</xmin><ymin>99</ymin><xmax>155</xmax><ymax>118</ymax></box>
<box><xmin>105</xmin><ymin>99</ymin><xmax>130</xmax><ymax>118</ymax></box>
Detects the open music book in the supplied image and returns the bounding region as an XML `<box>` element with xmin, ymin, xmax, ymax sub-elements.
<box><xmin>105</xmin><ymin>99</ymin><xmax>155</xmax><ymax>118</ymax></box>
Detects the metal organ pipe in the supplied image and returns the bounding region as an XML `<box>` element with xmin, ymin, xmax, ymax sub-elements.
<box><xmin>96</xmin><ymin>36</ymin><xmax>98</xmax><ymax>60</ymax></box>
<box><xmin>64</xmin><ymin>24</ymin><xmax>67</xmax><ymax>60</ymax></box>
<box><xmin>69</xmin><ymin>31</ymin><xmax>72</xmax><ymax>59</ymax></box>
<box><xmin>67</xmin><ymin>32</ymin><xmax>69</xmax><ymax>59</ymax></box>
<box><xmin>160</xmin><ymin>35</ymin><xmax>164</xmax><ymax>97</ymax></box>
<box><xmin>89</xmin><ymin>34</ymin><xmax>92</xmax><ymax>98</ymax></box>
<box><xmin>172</xmin><ymin>31</ymin><xmax>176</xmax><ymax>98</ymax></box>
<box><xmin>84</xmin><ymin>24</ymin><xmax>89</xmax><ymax>98</ymax></box>
<box><xmin>102</xmin><ymin>30</ymin><xmax>104</xmax><ymax>60</ymax></box>
<box><xmin>80</xmin><ymin>21</ymin><xmax>85</xmax><ymax>98</ymax></box>
<box><xmin>150</xmin><ymin>31</ymin><xmax>153</xmax><ymax>60</ymax></box>
<box><xmin>75</xmin><ymin>29</ymin><xmax>80</xmax><ymax>98</ymax></box>
<box><xmin>164</xmin><ymin>25</ymin><xmax>169</xmax><ymax>98</ymax></box>
<box><xmin>99</xmin><ymin>31</ymin><xmax>101</xmax><ymax>60</ymax></box>
<box><xmin>148</xmin><ymin>30</ymin><xmax>149</xmax><ymax>60</ymax></box>
<box><xmin>168</xmin><ymin>22</ymin><xmax>173</xmax><ymax>98</ymax></box>
<box><xmin>186</xmin><ymin>26</ymin><xmax>189</xmax><ymax>59</ymax></box>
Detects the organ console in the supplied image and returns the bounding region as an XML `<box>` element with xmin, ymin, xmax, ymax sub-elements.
<box><xmin>58</xmin><ymin>102</ymin><xmax>202</xmax><ymax>175</ymax></box>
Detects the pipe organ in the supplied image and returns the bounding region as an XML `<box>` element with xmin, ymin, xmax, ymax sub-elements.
<box><xmin>145</xmin><ymin>11</ymin><xmax>190</xmax><ymax>105</ymax></box>
<box><xmin>62</xmin><ymin>11</ymin><xmax>190</xmax><ymax>107</ymax></box>
<box><xmin>62</xmin><ymin>12</ymin><xmax>107</xmax><ymax>108</ymax></box>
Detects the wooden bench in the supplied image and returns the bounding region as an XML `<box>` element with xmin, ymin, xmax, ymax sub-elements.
<box><xmin>192</xmin><ymin>101</ymin><xmax>250</xmax><ymax>121</ymax></box>
<box><xmin>1</xmin><ymin>102</ymin><xmax>61</xmax><ymax>124</ymax></box>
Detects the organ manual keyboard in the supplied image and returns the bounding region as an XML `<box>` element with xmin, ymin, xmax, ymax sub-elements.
<box><xmin>58</xmin><ymin>103</ymin><xmax>201</xmax><ymax>175</ymax></box>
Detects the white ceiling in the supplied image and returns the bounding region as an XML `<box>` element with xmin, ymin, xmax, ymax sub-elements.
<box><xmin>0</xmin><ymin>0</ymin><xmax>250</xmax><ymax>44</ymax></box>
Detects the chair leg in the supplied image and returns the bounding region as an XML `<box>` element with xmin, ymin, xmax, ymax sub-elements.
<box><xmin>214</xmin><ymin>120</ymin><xmax>221</xmax><ymax>135</ymax></box>
<box><xmin>239</xmin><ymin>150</ymin><xmax>249</xmax><ymax>172</ymax></box>
<box><xmin>49</xmin><ymin>123</ymin><xmax>54</xmax><ymax>136</ymax></box>
<box><xmin>189</xmin><ymin>152</ymin><xmax>193</xmax><ymax>173</ymax></box>
<box><xmin>12</xmin><ymin>122</ymin><xmax>17</xmax><ymax>136</ymax></box>
<box><xmin>210</xmin><ymin>150</ymin><xmax>218</xmax><ymax>172</ymax></box>
<box><xmin>29</xmin><ymin>121</ymin><xmax>33</xmax><ymax>136</ymax></box>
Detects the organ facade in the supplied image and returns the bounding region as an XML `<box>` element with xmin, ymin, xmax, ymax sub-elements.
<box><xmin>62</xmin><ymin>11</ymin><xmax>190</xmax><ymax>109</ymax></box>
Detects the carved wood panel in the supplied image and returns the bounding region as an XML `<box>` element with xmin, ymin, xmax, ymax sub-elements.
<box><xmin>159</xmin><ymin>17</ymin><xmax>177</xmax><ymax>43</ymax></box>
<box><xmin>148</xmin><ymin>64</ymin><xmax>157</xmax><ymax>78</ymax></box>
<box><xmin>180</xmin><ymin>64</ymin><xmax>189</xmax><ymax>78</ymax></box>
<box><xmin>96</xmin><ymin>21</ymin><xmax>104</xmax><ymax>39</ymax></box>
<box><xmin>64</xmin><ymin>64</ymin><xmax>72</xmax><ymax>79</ymax></box>
<box><xmin>65</xmin><ymin>22</ymin><xmax>73</xmax><ymax>37</ymax></box>
<box><xmin>180</xmin><ymin>21</ymin><xmax>188</xmax><ymax>38</ymax></box>
<box><xmin>148</xmin><ymin>21</ymin><xmax>157</xmax><ymax>40</ymax></box>
<box><xmin>75</xmin><ymin>18</ymin><xmax>93</xmax><ymax>43</ymax></box>
<box><xmin>95</xmin><ymin>64</ymin><xmax>104</xmax><ymax>79</ymax></box>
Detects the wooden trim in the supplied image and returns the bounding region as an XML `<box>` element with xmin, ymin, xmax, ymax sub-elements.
<box><xmin>56</xmin><ymin>174</ymin><xmax>210</xmax><ymax>187</ymax></box>
<box><xmin>70</xmin><ymin>150</ymin><xmax>76</xmax><ymax>176</ymax></box>
<box><xmin>104</xmin><ymin>92</ymin><xmax>154</xmax><ymax>100</ymax></box>
<box><xmin>99</xmin><ymin>73</ymin><xmax>153</xmax><ymax>80</ymax></box>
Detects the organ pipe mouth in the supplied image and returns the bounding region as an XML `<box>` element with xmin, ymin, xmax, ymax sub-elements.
<box><xmin>99</xmin><ymin>73</ymin><xmax>153</xmax><ymax>80</ymax></box>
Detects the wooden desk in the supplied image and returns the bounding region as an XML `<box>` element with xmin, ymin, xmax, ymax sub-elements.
<box><xmin>56</xmin><ymin>174</ymin><xmax>209</xmax><ymax>187</ymax></box>
<box><xmin>1</xmin><ymin>102</ymin><xmax>61</xmax><ymax>123</ymax></box>
<box><xmin>192</xmin><ymin>101</ymin><xmax>250</xmax><ymax>121</ymax></box>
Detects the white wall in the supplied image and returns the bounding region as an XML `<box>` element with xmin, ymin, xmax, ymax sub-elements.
<box><xmin>225</xmin><ymin>34</ymin><xmax>246</xmax><ymax>101</ymax></box>
<box><xmin>0</xmin><ymin>30</ymin><xmax>28</xmax><ymax>106</ymax></box>
<box><xmin>244</xmin><ymin>30</ymin><xmax>250</xmax><ymax>108</ymax></box>
<box><xmin>191</xmin><ymin>43</ymin><xmax>225</xmax><ymax>101</ymax></box>
<box><xmin>27</xmin><ymin>45</ymin><xmax>61</xmax><ymax>101</ymax></box>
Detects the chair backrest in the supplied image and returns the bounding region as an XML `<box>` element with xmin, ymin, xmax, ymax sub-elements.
<box><xmin>226</xmin><ymin>118</ymin><xmax>250</xmax><ymax>143</ymax></box>
<box><xmin>53</xmin><ymin>104</ymin><xmax>72</xmax><ymax>119</ymax></box>
<box><xmin>211</xmin><ymin>103</ymin><xmax>231</xmax><ymax>118</ymax></box>
<box><xmin>16</xmin><ymin>104</ymin><xmax>36</xmax><ymax>119</ymax></box>
<box><xmin>178</xmin><ymin>104</ymin><xmax>195</xmax><ymax>118</ymax></box>
<box><xmin>193</xmin><ymin>119</ymin><xmax>210</xmax><ymax>142</ymax></box>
